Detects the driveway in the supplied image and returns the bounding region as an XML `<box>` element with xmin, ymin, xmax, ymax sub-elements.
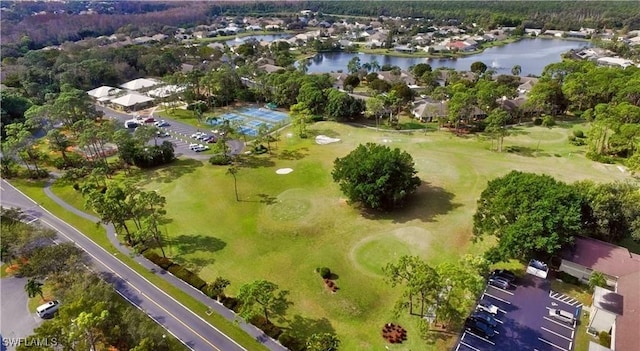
<box><xmin>456</xmin><ymin>274</ymin><xmax>582</xmax><ymax>351</ymax></box>
<box><xmin>0</xmin><ymin>275</ymin><xmax>43</xmax><ymax>351</ymax></box>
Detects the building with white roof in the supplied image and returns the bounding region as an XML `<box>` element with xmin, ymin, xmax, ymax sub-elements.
<box><xmin>120</xmin><ymin>78</ymin><xmax>162</xmax><ymax>91</ymax></box>
<box><xmin>87</xmin><ymin>86</ymin><xmax>122</xmax><ymax>100</ymax></box>
<box><xmin>110</xmin><ymin>93</ymin><xmax>154</xmax><ymax>111</ymax></box>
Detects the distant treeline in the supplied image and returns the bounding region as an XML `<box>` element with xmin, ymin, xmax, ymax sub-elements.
<box><xmin>2</xmin><ymin>1</ymin><xmax>638</xmax><ymax>56</ymax></box>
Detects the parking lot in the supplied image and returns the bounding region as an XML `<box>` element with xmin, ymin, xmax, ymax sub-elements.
<box><xmin>456</xmin><ymin>274</ymin><xmax>582</xmax><ymax>351</ymax></box>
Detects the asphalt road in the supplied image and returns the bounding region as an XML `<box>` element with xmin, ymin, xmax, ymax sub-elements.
<box><xmin>0</xmin><ymin>276</ymin><xmax>43</xmax><ymax>351</ymax></box>
<box><xmin>0</xmin><ymin>179</ymin><xmax>246</xmax><ymax>351</ymax></box>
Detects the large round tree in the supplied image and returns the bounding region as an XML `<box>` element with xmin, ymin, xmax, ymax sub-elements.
<box><xmin>332</xmin><ymin>143</ymin><xmax>421</xmax><ymax>211</ymax></box>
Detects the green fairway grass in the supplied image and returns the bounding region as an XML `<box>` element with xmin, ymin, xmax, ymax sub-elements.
<box><xmin>47</xmin><ymin>121</ymin><xmax>630</xmax><ymax>350</ymax></box>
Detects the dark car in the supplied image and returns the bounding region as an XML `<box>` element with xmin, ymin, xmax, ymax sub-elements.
<box><xmin>470</xmin><ymin>311</ymin><xmax>499</xmax><ymax>328</ymax></box>
<box><xmin>491</xmin><ymin>269</ymin><xmax>516</xmax><ymax>282</ymax></box>
<box><xmin>489</xmin><ymin>276</ymin><xmax>511</xmax><ymax>290</ymax></box>
<box><xmin>464</xmin><ymin>318</ymin><xmax>496</xmax><ymax>338</ymax></box>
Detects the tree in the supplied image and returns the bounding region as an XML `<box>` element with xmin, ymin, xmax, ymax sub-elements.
<box><xmin>412</xmin><ymin>63</ymin><xmax>432</xmax><ymax>78</ymax></box>
<box><xmin>511</xmin><ymin>65</ymin><xmax>522</xmax><ymax>76</ymax></box>
<box><xmin>325</xmin><ymin>89</ymin><xmax>364</xmax><ymax>121</ymax></box>
<box><xmin>51</xmin><ymin>85</ymin><xmax>100</xmax><ymax>128</ymax></box>
<box><xmin>332</xmin><ymin>143</ymin><xmax>421</xmax><ymax>211</ymax></box>
<box><xmin>237</xmin><ymin>280</ymin><xmax>291</xmax><ymax>324</ymax></box>
<box><xmin>24</xmin><ymin>278</ymin><xmax>44</xmax><ymax>300</ymax></box>
<box><xmin>297</xmin><ymin>82</ymin><xmax>326</xmax><ymax>115</ymax></box>
<box><xmin>290</xmin><ymin>102</ymin><xmax>312</xmax><ymax>138</ymax></box>
<box><xmin>470</xmin><ymin>61</ymin><xmax>488</xmax><ymax>75</ymax></box>
<box><xmin>204</xmin><ymin>277</ymin><xmax>231</xmax><ymax>301</ymax></box>
<box><xmin>306</xmin><ymin>333</ymin><xmax>340</xmax><ymax>351</ymax></box>
<box><xmin>484</xmin><ymin>108</ymin><xmax>510</xmax><ymax>152</ymax></box>
<box><xmin>347</xmin><ymin>56</ymin><xmax>361</xmax><ymax>74</ymax></box>
<box><xmin>588</xmin><ymin>271</ymin><xmax>608</xmax><ymax>291</ymax></box>
<box><xmin>473</xmin><ymin>171</ymin><xmax>583</xmax><ymax>262</ymax></box>
<box><xmin>19</xmin><ymin>243</ymin><xmax>84</xmax><ymax>278</ymax></box>
<box><xmin>46</xmin><ymin>129</ymin><xmax>72</xmax><ymax>164</ymax></box>
<box><xmin>343</xmin><ymin>75</ymin><xmax>360</xmax><ymax>92</ymax></box>
<box><xmin>383</xmin><ymin>255</ymin><xmax>439</xmax><ymax>317</ymax></box>
<box><xmin>365</xmin><ymin>96</ymin><xmax>385</xmax><ymax>129</ymax></box>
<box><xmin>227</xmin><ymin>166</ymin><xmax>239</xmax><ymax>202</ymax></box>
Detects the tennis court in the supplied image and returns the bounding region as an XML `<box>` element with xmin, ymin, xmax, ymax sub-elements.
<box><xmin>205</xmin><ymin>106</ymin><xmax>289</xmax><ymax>137</ymax></box>
<box><xmin>239</xmin><ymin>107</ymin><xmax>289</xmax><ymax>124</ymax></box>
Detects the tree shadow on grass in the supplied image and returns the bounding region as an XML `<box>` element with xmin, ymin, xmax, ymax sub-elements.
<box><xmin>505</xmin><ymin>145</ymin><xmax>550</xmax><ymax>157</ymax></box>
<box><xmin>238</xmin><ymin>154</ymin><xmax>276</xmax><ymax>169</ymax></box>
<box><xmin>283</xmin><ymin>315</ymin><xmax>336</xmax><ymax>342</ymax></box>
<box><xmin>171</xmin><ymin>257</ymin><xmax>212</xmax><ymax>274</ymax></box>
<box><xmin>170</xmin><ymin>234</ymin><xmax>226</xmax><ymax>256</ymax></box>
<box><xmin>257</xmin><ymin>193</ymin><xmax>277</xmax><ymax>205</ymax></box>
<box><xmin>137</xmin><ymin>158</ymin><xmax>204</xmax><ymax>185</ymax></box>
<box><xmin>277</xmin><ymin>147</ymin><xmax>309</xmax><ymax>160</ymax></box>
<box><xmin>361</xmin><ymin>182</ymin><xmax>462</xmax><ymax>224</ymax></box>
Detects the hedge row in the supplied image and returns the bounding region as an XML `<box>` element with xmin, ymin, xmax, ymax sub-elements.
<box><xmin>278</xmin><ymin>333</ymin><xmax>306</xmax><ymax>351</ymax></box>
<box><xmin>142</xmin><ymin>251</ymin><xmax>206</xmax><ymax>290</ymax></box>
<box><xmin>249</xmin><ymin>316</ymin><xmax>283</xmax><ymax>340</ymax></box>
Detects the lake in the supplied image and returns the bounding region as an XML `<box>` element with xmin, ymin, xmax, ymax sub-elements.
<box><xmin>304</xmin><ymin>38</ymin><xmax>591</xmax><ymax>76</ymax></box>
<box><xmin>225</xmin><ymin>33</ymin><xmax>291</xmax><ymax>46</ymax></box>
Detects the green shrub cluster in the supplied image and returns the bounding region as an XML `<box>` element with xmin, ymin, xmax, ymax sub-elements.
<box><xmin>278</xmin><ymin>333</ymin><xmax>305</xmax><ymax>351</ymax></box>
<box><xmin>168</xmin><ymin>264</ymin><xmax>207</xmax><ymax>290</ymax></box>
<box><xmin>315</xmin><ymin>267</ymin><xmax>332</xmax><ymax>279</ymax></box>
<box><xmin>249</xmin><ymin>315</ymin><xmax>283</xmax><ymax>339</ymax></box>
<box><xmin>209</xmin><ymin>154</ymin><xmax>231</xmax><ymax>165</ymax></box>
<box><xmin>557</xmin><ymin>271</ymin><xmax>582</xmax><ymax>285</ymax></box>
<box><xmin>221</xmin><ymin>296</ymin><xmax>242</xmax><ymax>312</ymax></box>
<box><xmin>599</xmin><ymin>331</ymin><xmax>611</xmax><ymax>347</ymax></box>
<box><xmin>586</xmin><ymin>152</ymin><xmax>615</xmax><ymax>164</ymax></box>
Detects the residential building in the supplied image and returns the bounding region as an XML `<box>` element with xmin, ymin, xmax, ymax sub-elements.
<box><xmin>559</xmin><ymin>237</ymin><xmax>640</xmax><ymax>351</ymax></box>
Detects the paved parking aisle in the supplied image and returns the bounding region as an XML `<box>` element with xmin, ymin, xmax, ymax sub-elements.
<box><xmin>454</xmin><ymin>274</ymin><xmax>580</xmax><ymax>351</ymax></box>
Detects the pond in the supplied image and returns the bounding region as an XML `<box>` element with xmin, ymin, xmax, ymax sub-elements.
<box><xmin>304</xmin><ymin>38</ymin><xmax>590</xmax><ymax>76</ymax></box>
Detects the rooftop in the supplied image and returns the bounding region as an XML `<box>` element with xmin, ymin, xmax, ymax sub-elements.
<box><xmin>562</xmin><ymin>237</ymin><xmax>640</xmax><ymax>278</ymax></box>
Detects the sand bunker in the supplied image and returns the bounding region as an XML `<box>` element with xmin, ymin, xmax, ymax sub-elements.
<box><xmin>276</xmin><ymin>168</ymin><xmax>294</xmax><ymax>175</ymax></box>
<box><xmin>316</xmin><ymin>135</ymin><xmax>341</xmax><ymax>145</ymax></box>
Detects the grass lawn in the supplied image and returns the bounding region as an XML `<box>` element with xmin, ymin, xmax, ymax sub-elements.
<box><xmin>10</xmin><ymin>179</ymin><xmax>269</xmax><ymax>351</ymax></box>
<box><xmin>44</xmin><ymin>120</ymin><xmax>630</xmax><ymax>350</ymax></box>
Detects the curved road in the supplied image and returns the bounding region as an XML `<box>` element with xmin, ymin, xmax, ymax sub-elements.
<box><xmin>0</xmin><ymin>179</ymin><xmax>286</xmax><ymax>351</ymax></box>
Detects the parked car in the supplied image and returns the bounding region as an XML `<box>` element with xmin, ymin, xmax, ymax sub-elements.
<box><xmin>156</xmin><ymin>130</ymin><xmax>170</xmax><ymax>138</ymax></box>
<box><xmin>154</xmin><ymin>120</ymin><xmax>170</xmax><ymax>127</ymax></box>
<box><xmin>191</xmin><ymin>132</ymin><xmax>205</xmax><ymax>139</ymax></box>
<box><xmin>476</xmin><ymin>300</ymin><xmax>499</xmax><ymax>315</ymax></box>
<box><xmin>470</xmin><ymin>311</ymin><xmax>498</xmax><ymax>328</ymax></box>
<box><xmin>205</xmin><ymin>136</ymin><xmax>217</xmax><ymax>143</ymax></box>
<box><xmin>549</xmin><ymin>309</ymin><xmax>575</xmax><ymax>325</ymax></box>
<box><xmin>142</xmin><ymin>116</ymin><xmax>155</xmax><ymax>123</ymax></box>
<box><xmin>36</xmin><ymin>300</ymin><xmax>60</xmax><ymax>318</ymax></box>
<box><xmin>196</xmin><ymin>134</ymin><xmax>211</xmax><ymax>141</ymax></box>
<box><xmin>124</xmin><ymin>120</ymin><xmax>139</xmax><ymax>129</ymax></box>
<box><xmin>464</xmin><ymin>318</ymin><xmax>496</xmax><ymax>338</ymax></box>
<box><xmin>189</xmin><ymin>143</ymin><xmax>200</xmax><ymax>150</ymax></box>
<box><xmin>488</xmin><ymin>276</ymin><xmax>511</xmax><ymax>290</ymax></box>
<box><xmin>491</xmin><ymin>269</ymin><xmax>517</xmax><ymax>282</ymax></box>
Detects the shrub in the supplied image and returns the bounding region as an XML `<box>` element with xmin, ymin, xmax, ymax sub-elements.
<box><xmin>573</xmin><ymin>129</ymin><xmax>585</xmax><ymax>138</ymax></box>
<box><xmin>557</xmin><ymin>271</ymin><xmax>581</xmax><ymax>285</ymax></box>
<box><xmin>542</xmin><ymin>115</ymin><xmax>556</xmax><ymax>127</ymax></box>
<box><xmin>598</xmin><ymin>331</ymin><xmax>611</xmax><ymax>347</ymax></box>
<box><xmin>143</xmin><ymin>251</ymin><xmax>175</xmax><ymax>270</ymax></box>
<box><xmin>221</xmin><ymin>296</ymin><xmax>242</xmax><ymax>312</ymax></box>
<box><xmin>319</xmin><ymin>267</ymin><xmax>331</xmax><ymax>279</ymax></box>
<box><xmin>254</xmin><ymin>144</ymin><xmax>268</xmax><ymax>154</ymax></box>
<box><xmin>168</xmin><ymin>265</ymin><xmax>206</xmax><ymax>290</ymax></box>
<box><xmin>278</xmin><ymin>333</ymin><xmax>306</xmax><ymax>351</ymax></box>
<box><xmin>586</xmin><ymin>152</ymin><xmax>615</xmax><ymax>164</ymax></box>
<box><xmin>209</xmin><ymin>154</ymin><xmax>231</xmax><ymax>165</ymax></box>
<box><xmin>533</xmin><ymin>117</ymin><xmax>543</xmax><ymax>125</ymax></box>
<box><xmin>249</xmin><ymin>315</ymin><xmax>283</xmax><ymax>339</ymax></box>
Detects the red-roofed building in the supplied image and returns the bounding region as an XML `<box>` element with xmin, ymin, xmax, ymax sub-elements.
<box><xmin>559</xmin><ymin>237</ymin><xmax>640</xmax><ymax>351</ymax></box>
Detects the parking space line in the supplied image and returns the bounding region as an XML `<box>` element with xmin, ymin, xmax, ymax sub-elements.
<box><xmin>541</xmin><ymin>327</ymin><xmax>572</xmax><ymax>342</ymax></box>
<box><xmin>465</xmin><ymin>331</ymin><xmax>495</xmax><ymax>345</ymax></box>
<box><xmin>483</xmin><ymin>292</ymin><xmax>511</xmax><ymax>304</ymax></box>
<box><xmin>488</xmin><ymin>285</ymin><xmax>514</xmax><ymax>296</ymax></box>
<box><xmin>543</xmin><ymin>317</ymin><xmax>575</xmax><ymax>331</ymax></box>
<box><xmin>538</xmin><ymin>337</ymin><xmax>569</xmax><ymax>351</ymax></box>
<box><xmin>457</xmin><ymin>340</ymin><xmax>480</xmax><ymax>351</ymax></box>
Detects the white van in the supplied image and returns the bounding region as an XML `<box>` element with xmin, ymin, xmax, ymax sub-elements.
<box><xmin>549</xmin><ymin>308</ymin><xmax>575</xmax><ymax>325</ymax></box>
<box><xmin>36</xmin><ymin>300</ymin><xmax>60</xmax><ymax>318</ymax></box>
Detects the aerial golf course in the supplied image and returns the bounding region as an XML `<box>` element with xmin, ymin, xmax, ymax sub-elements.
<box><xmin>49</xmin><ymin>120</ymin><xmax>628</xmax><ymax>350</ymax></box>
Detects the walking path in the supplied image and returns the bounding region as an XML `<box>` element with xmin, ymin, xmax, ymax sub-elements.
<box><xmin>41</xmin><ymin>178</ymin><xmax>287</xmax><ymax>351</ymax></box>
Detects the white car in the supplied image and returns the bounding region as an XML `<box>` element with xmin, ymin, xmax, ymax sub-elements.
<box><xmin>188</xmin><ymin>143</ymin><xmax>200</xmax><ymax>150</ymax></box>
<box><xmin>154</xmin><ymin>120</ymin><xmax>170</xmax><ymax>127</ymax></box>
<box><xmin>476</xmin><ymin>300</ymin><xmax>499</xmax><ymax>315</ymax></box>
<box><xmin>191</xmin><ymin>132</ymin><xmax>205</xmax><ymax>139</ymax></box>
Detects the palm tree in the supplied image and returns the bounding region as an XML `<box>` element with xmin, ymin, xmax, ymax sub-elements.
<box><xmin>25</xmin><ymin>278</ymin><xmax>44</xmax><ymax>300</ymax></box>
<box><xmin>511</xmin><ymin>65</ymin><xmax>522</xmax><ymax>76</ymax></box>
<box><xmin>227</xmin><ymin>166</ymin><xmax>239</xmax><ymax>202</ymax></box>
